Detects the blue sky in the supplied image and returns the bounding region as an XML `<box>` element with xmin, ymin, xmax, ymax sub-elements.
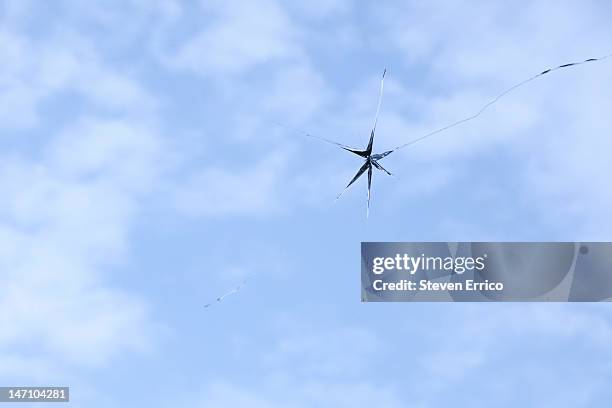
<box><xmin>1</xmin><ymin>0</ymin><xmax>612</xmax><ymax>406</ymax></box>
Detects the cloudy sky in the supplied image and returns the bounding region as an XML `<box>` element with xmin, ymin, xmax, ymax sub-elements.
<box><xmin>1</xmin><ymin>0</ymin><xmax>612</xmax><ymax>406</ymax></box>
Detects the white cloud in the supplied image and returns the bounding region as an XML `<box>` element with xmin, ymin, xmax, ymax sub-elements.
<box><xmin>0</xmin><ymin>29</ymin><xmax>157</xmax><ymax>131</ymax></box>
<box><xmin>166</xmin><ymin>0</ymin><xmax>300</xmax><ymax>75</ymax></box>
<box><xmin>0</xmin><ymin>4</ymin><xmax>177</xmax><ymax>386</ymax></box>
<box><xmin>0</xmin><ymin>116</ymin><xmax>165</xmax><ymax>371</ymax></box>
<box><xmin>47</xmin><ymin>118</ymin><xmax>164</xmax><ymax>190</ymax></box>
